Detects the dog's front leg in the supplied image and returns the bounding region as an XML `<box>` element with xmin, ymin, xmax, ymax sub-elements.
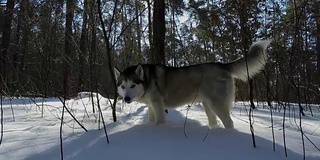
<box><xmin>150</xmin><ymin>101</ymin><xmax>165</xmax><ymax>124</ymax></box>
<box><xmin>148</xmin><ymin>106</ymin><xmax>155</xmax><ymax>122</ymax></box>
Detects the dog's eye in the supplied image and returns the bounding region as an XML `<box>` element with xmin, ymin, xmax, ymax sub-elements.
<box><xmin>130</xmin><ymin>84</ymin><xmax>136</xmax><ymax>88</ymax></box>
<box><xmin>121</xmin><ymin>85</ymin><xmax>125</xmax><ymax>89</ymax></box>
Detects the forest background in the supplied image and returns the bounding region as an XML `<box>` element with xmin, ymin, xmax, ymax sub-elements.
<box><xmin>0</xmin><ymin>0</ymin><xmax>320</xmax><ymax>106</ymax></box>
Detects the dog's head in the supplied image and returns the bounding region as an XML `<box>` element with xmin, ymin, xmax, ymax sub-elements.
<box><xmin>114</xmin><ymin>65</ymin><xmax>146</xmax><ymax>103</ymax></box>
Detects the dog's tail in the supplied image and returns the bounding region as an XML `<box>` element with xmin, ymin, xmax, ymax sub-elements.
<box><xmin>226</xmin><ymin>40</ymin><xmax>272</xmax><ymax>81</ymax></box>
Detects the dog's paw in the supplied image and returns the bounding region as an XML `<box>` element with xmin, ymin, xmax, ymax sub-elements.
<box><xmin>208</xmin><ymin>124</ymin><xmax>222</xmax><ymax>129</ymax></box>
<box><xmin>148</xmin><ymin>117</ymin><xmax>155</xmax><ymax>122</ymax></box>
<box><xmin>155</xmin><ymin>120</ymin><xmax>165</xmax><ymax>125</ymax></box>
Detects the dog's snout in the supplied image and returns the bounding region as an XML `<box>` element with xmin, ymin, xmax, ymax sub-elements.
<box><xmin>124</xmin><ymin>97</ymin><xmax>132</xmax><ymax>103</ymax></box>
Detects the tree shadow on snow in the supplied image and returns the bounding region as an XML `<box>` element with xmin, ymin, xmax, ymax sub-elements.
<box><xmin>25</xmin><ymin>108</ymin><xmax>307</xmax><ymax>160</ymax></box>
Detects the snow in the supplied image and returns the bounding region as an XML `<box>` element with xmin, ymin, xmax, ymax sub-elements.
<box><xmin>0</xmin><ymin>93</ymin><xmax>319</xmax><ymax>160</ymax></box>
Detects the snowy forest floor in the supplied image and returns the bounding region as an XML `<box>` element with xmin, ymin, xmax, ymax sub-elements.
<box><xmin>0</xmin><ymin>92</ymin><xmax>319</xmax><ymax>160</ymax></box>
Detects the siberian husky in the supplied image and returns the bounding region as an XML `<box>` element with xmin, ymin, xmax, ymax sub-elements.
<box><xmin>114</xmin><ymin>40</ymin><xmax>271</xmax><ymax>128</ymax></box>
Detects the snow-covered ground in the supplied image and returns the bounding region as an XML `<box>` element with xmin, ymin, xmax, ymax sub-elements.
<box><xmin>0</xmin><ymin>92</ymin><xmax>319</xmax><ymax>160</ymax></box>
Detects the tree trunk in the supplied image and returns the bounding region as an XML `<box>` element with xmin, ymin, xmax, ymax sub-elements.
<box><xmin>135</xmin><ymin>0</ymin><xmax>142</xmax><ymax>55</ymax></box>
<box><xmin>0</xmin><ymin>0</ymin><xmax>15</xmax><ymax>145</ymax></box>
<box><xmin>238</xmin><ymin>1</ymin><xmax>254</xmax><ymax>109</ymax></box>
<box><xmin>64</xmin><ymin>0</ymin><xmax>75</xmax><ymax>96</ymax></box>
<box><xmin>315</xmin><ymin>1</ymin><xmax>320</xmax><ymax>96</ymax></box>
<box><xmin>147</xmin><ymin>0</ymin><xmax>153</xmax><ymax>60</ymax></box>
<box><xmin>78</xmin><ymin>0</ymin><xmax>88</xmax><ymax>92</ymax></box>
<box><xmin>292</xmin><ymin>0</ymin><xmax>305</xmax><ymax>116</ymax></box>
<box><xmin>0</xmin><ymin>0</ymin><xmax>15</xmax><ymax>87</ymax></box>
<box><xmin>20</xmin><ymin>0</ymin><xmax>30</xmax><ymax>78</ymax></box>
<box><xmin>13</xmin><ymin>0</ymin><xmax>30</xmax><ymax>92</ymax></box>
<box><xmin>171</xmin><ymin>4</ymin><xmax>176</xmax><ymax>66</ymax></box>
<box><xmin>152</xmin><ymin>0</ymin><xmax>165</xmax><ymax>64</ymax></box>
<box><xmin>14</xmin><ymin>2</ymin><xmax>21</xmax><ymax>72</ymax></box>
<box><xmin>97</xmin><ymin>0</ymin><xmax>117</xmax><ymax>122</ymax></box>
<box><xmin>238</xmin><ymin>0</ymin><xmax>256</xmax><ymax>148</ymax></box>
<box><xmin>89</xmin><ymin>0</ymin><xmax>97</xmax><ymax>114</ymax></box>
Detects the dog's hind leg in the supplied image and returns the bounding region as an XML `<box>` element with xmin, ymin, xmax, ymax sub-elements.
<box><xmin>205</xmin><ymin>99</ymin><xmax>234</xmax><ymax>129</ymax></box>
<box><xmin>202</xmin><ymin>101</ymin><xmax>218</xmax><ymax>128</ymax></box>
<box><xmin>202</xmin><ymin>77</ymin><xmax>235</xmax><ymax>128</ymax></box>
<box><xmin>214</xmin><ymin>101</ymin><xmax>234</xmax><ymax>128</ymax></box>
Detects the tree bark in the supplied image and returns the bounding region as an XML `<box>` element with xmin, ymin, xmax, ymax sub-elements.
<box><xmin>152</xmin><ymin>0</ymin><xmax>165</xmax><ymax>64</ymax></box>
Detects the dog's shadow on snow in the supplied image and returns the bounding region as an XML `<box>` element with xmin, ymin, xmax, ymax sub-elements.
<box><xmin>25</xmin><ymin>108</ymin><xmax>304</xmax><ymax>160</ymax></box>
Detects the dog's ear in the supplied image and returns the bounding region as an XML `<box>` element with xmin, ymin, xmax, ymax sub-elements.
<box><xmin>114</xmin><ymin>67</ymin><xmax>121</xmax><ymax>80</ymax></box>
<box><xmin>135</xmin><ymin>65</ymin><xmax>144</xmax><ymax>80</ymax></box>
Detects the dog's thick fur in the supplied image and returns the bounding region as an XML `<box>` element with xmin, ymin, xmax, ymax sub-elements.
<box><xmin>114</xmin><ymin>40</ymin><xmax>271</xmax><ymax>128</ymax></box>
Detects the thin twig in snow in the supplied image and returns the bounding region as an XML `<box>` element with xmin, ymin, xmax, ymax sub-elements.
<box><xmin>9</xmin><ymin>97</ymin><xmax>15</xmax><ymax>122</ymax></box>
<box><xmin>299</xmin><ymin>106</ymin><xmax>306</xmax><ymax>160</ymax></box>
<box><xmin>59</xmin><ymin>97</ymin><xmax>66</xmax><ymax>160</ymax></box>
<box><xmin>249</xmin><ymin>106</ymin><xmax>256</xmax><ymax>148</ymax></box>
<box><xmin>184</xmin><ymin>74</ymin><xmax>203</xmax><ymax>138</ymax></box>
<box><xmin>283</xmin><ymin>105</ymin><xmax>288</xmax><ymax>157</ymax></box>
<box><xmin>96</xmin><ymin>92</ymin><xmax>110</xmax><ymax>143</ymax></box>
<box><xmin>0</xmin><ymin>92</ymin><xmax>3</xmax><ymax>145</ymax></box>
<box><xmin>269</xmin><ymin>105</ymin><xmax>276</xmax><ymax>151</ymax></box>
<box><xmin>58</xmin><ymin>97</ymin><xmax>88</xmax><ymax>132</ymax></box>
<box><xmin>183</xmin><ymin>105</ymin><xmax>191</xmax><ymax>137</ymax></box>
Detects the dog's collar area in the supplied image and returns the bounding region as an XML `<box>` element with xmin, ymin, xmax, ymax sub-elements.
<box><xmin>139</xmin><ymin>80</ymin><xmax>163</xmax><ymax>100</ymax></box>
<box><xmin>139</xmin><ymin>82</ymin><xmax>148</xmax><ymax>100</ymax></box>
